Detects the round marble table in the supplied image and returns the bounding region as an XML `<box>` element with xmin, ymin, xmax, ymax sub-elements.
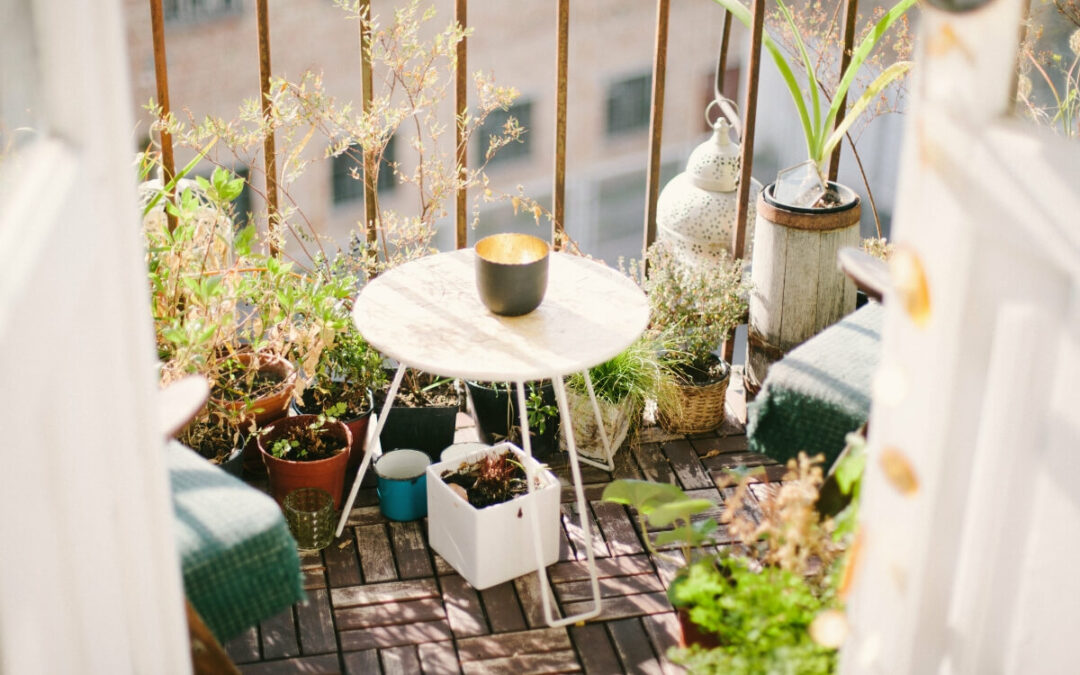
<box><xmin>336</xmin><ymin>248</ymin><xmax>650</xmax><ymax>626</ymax></box>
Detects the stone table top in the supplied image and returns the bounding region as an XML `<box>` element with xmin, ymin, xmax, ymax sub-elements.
<box><xmin>353</xmin><ymin>249</ymin><xmax>650</xmax><ymax>382</ymax></box>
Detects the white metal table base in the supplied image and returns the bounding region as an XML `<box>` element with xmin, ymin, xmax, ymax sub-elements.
<box><xmin>333</xmin><ymin>365</ymin><xmax>610</xmax><ymax>626</ymax></box>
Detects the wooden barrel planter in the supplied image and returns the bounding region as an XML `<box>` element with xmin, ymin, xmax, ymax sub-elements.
<box><xmin>746</xmin><ymin>183</ymin><xmax>861</xmax><ymax>396</ymax></box>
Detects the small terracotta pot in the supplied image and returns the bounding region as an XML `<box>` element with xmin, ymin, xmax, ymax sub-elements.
<box><xmin>676</xmin><ymin>607</ymin><xmax>721</xmax><ymax>648</ymax></box>
<box><xmin>258</xmin><ymin>415</ymin><xmax>352</xmax><ymax>509</ymax></box>
<box><xmin>211</xmin><ymin>352</ymin><xmax>296</xmax><ymax>473</ymax></box>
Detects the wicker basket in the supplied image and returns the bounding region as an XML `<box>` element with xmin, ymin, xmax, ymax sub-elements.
<box><xmin>658</xmin><ymin>367</ymin><xmax>731</xmax><ymax>434</ymax></box>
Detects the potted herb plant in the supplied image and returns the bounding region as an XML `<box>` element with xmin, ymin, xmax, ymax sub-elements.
<box><xmin>377</xmin><ymin>369</ymin><xmax>463</xmax><ymax>461</ymax></box>
<box><xmin>562</xmin><ymin>337</ymin><xmax>679</xmax><ymax>463</ymax></box>
<box><xmin>258</xmin><ymin>405</ymin><xmax>353</xmax><ymax>509</ymax></box>
<box><xmin>709</xmin><ymin>0</ymin><xmax>916</xmax><ymax>392</ymax></box>
<box><xmin>466</xmin><ymin>380</ymin><xmax>560</xmax><ymax>458</ymax></box>
<box><xmin>637</xmin><ymin>240</ymin><xmax>748</xmax><ymax>433</ymax></box>
<box><xmin>426</xmin><ymin>442</ymin><xmax>560</xmax><ymax>589</ymax></box>
<box><xmin>296</xmin><ymin>327</ymin><xmax>386</xmax><ymax>469</ymax></box>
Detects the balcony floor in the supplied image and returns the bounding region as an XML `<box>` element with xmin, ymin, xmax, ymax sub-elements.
<box><xmin>225</xmin><ymin>374</ymin><xmax>781</xmax><ymax>674</ymax></box>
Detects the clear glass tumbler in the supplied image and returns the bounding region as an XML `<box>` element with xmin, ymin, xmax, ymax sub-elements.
<box><xmin>283</xmin><ymin>488</ymin><xmax>335</xmax><ymax>551</ymax></box>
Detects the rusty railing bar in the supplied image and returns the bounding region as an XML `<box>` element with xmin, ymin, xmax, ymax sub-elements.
<box><xmin>642</xmin><ymin>0</ymin><xmax>670</xmax><ymax>259</ymax></box>
<box><xmin>455</xmin><ymin>0</ymin><xmax>468</xmax><ymax>249</ymax></box>
<box><xmin>359</xmin><ymin>0</ymin><xmax>377</xmax><ymax>246</ymax></box>
<box><xmin>552</xmin><ymin>0</ymin><xmax>569</xmax><ymax>249</ymax></box>
<box><xmin>715</xmin><ymin>10</ymin><xmax>733</xmax><ymax>102</ymax></box>
<box><xmin>827</xmin><ymin>0</ymin><xmax>859</xmax><ymax>183</ymax></box>
<box><xmin>255</xmin><ymin>0</ymin><xmax>279</xmax><ymax>256</ymax></box>
<box><xmin>149</xmin><ymin>0</ymin><xmax>177</xmax><ymax>233</ymax></box>
<box><xmin>722</xmin><ymin>0</ymin><xmax>765</xmax><ymax>366</ymax></box>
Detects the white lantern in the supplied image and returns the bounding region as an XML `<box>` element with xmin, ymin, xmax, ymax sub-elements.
<box><xmin>656</xmin><ymin>110</ymin><xmax>761</xmax><ymax>267</ymax></box>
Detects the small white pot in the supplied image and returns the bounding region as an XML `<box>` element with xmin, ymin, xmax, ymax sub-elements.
<box><xmin>427</xmin><ymin>442</ymin><xmax>560</xmax><ymax>590</ymax></box>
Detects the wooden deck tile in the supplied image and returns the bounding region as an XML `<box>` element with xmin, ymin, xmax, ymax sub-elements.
<box><xmin>299</xmin><ymin>549</ymin><xmax>327</xmax><ymax>590</ymax></box>
<box><xmin>592</xmin><ymin>501</ymin><xmax>645</xmax><ymax>556</ymax></box>
<box><xmin>335</xmin><ymin>597</ymin><xmax>446</xmax><ymax>630</ymax></box>
<box><xmin>323</xmin><ymin>534</ymin><xmax>363</xmax><ymax>588</ymax></box>
<box><xmin>238</xmin><ymin>654</ymin><xmax>341</xmax><ymax>674</ymax></box>
<box><xmin>514</xmin><ymin>573</ymin><xmax>562</xmax><ymax>628</ymax></box>
<box><xmin>346</xmin><ymin>504</ymin><xmax>388</xmax><ymax>527</ymax></box>
<box><xmin>608</xmin><ymin>618</ymin><xmax>662</xmax><ymax>674</ymax></box>
<box><xmin>642</xmin><ymin>612</ymin><xmax>687</xmax><ymax>675</ymax></box>
<box><xmin>560</xmin><ymin>482</ymin><xmax>608</xmax><ymax>504</ymax></box>
<box><xmin>456</xmin><ymin>626</ymin><xmax>571</xmax><ymax>662</ymax></box>
<box><xmin>561</xmin><ymin>502</ymin><xmax>611</xmax><ymax>560</ymax></box>
<box><xmin>612</xmin><ymin>445</ymin><xmax>643</xmax><ymax>479</ymax></box>
<box><xmin>548</xmin><ymin>553</ymin><xmax>654</xmax><ymax>584</ymax></box>
<box><xmin>339</xmin><ymin>618</ymin><xmax>453</xmax><ymax>650</ymax></box>
<box><xmin>631</xmin><ymin>442</ymin><xmax>676</xmax><ymax>485</ymax></box>
<box><xmin>563</xmin><ymin>590</ymin><xmax>670</xmax><ymax>622</ymax></box>
<box><xmin>461</xmin><ymin>650</ymin><xmax>581</xmax><ymax>675</ymax></box>
<box><xmin>570</xmin><ymin>623</ymin><xmax>622</xmax><ymax>674</ymax></box>
<box><xmin>554</xmin><ymin>572</ymin><xmax>665</xmax><ymax>604</ymax></box>
<box><xmin>381</xmin><ymin>645</ymin><xmax>422</xmax><ymax>675</ymax></box>
<box><xmin>651</xmin><ymin>552</ymin><xmax>686</xmax><ymax>589</ymax></box>
<box><xmin>690</xmin><ymin>433</ymin><xmax>748</xmax><ymax>456</ymax></box>
<box><xmin>331</xmin><ymin>578</ymin><xmax>440</xmax><ymax>608</ymax></box>
<box><xmin>433</xmin><ymin>553</ymin><xmax>455</xmax><ymax>576</ymax></box>
<box><xmin>259</xmin><ymin>607</ymin><xmax>299</xmax><ymax>660</ymax></box>
<box><xmin>479</xmin><ymin>581</ymin><xmax>527</xmax><ymax>633</ymax></box>
<box><xmin>296</xmin><ymin>589</ymin><xmax>337</xmax><ymax>655</ymax></box>
<box><xmin>440</xmin><ymin>574</ymin><xmax>489</xmax><ymax>638</ymax></box>
<box><xmin>355</xmin><ymin>523</ymin><xmax>398</xmax><ymax>583</ymax></box>
<box><xmin>418</xmin><ymin>640</ymin><xmax>461</xmax><ymax>674</ymax></box>
<box><xmin>223</xmin><ymin>625</ymin><xmax>260</xmax><ymax>664</ymax></box>
<box><xmin>389</xmin><ymin>520</ymin><xmax>434</xmax><ymax>579</ymax></box>
<box><xmin>662</xmin><ymin>440</ymin><xmax>714</xmax><ymax>490</ymax></box>
<box><xmin>700</xmin><ymin>451</ymin><xmax>777</xmax><ymax>472</ymax></box>
<box><xmin>343</xmin><ymin>649</ymin><xmax>381</xmax><ymax>675</ymax></box>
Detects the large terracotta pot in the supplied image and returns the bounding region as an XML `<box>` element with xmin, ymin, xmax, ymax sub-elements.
<box><xmin>258</xmin><ymin>415</ymin><xmax>351</xmax><ymax>509</ymax></box>
<box><xmin>677</xmin><ymin>606</ymin><xmax>721</xmax><ymax>648</ymax></box>
<box><xmin>212</xmin><ymin>351</ymin><xmax>296</xmax><ymax>472</ymax></box>
<box><xmin>297</xmin><ymin>388</ymin><xmax>375</xmax><ymax>471</ymax></box>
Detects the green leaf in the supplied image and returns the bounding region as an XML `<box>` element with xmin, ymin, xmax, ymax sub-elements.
<box><xmin>776</xmin><ymin>0</ymin><xmax>822</xmax><ymax>154</ymax></box>
<box><xmin>234</xmin><ymin>224</ymin><xmax>256</xmax><ymax>257</ymax></box>
<box><xmin>822</xmin><ymin>0</ymin><xmax>917</xmax><ymax>146</ymax></box>
<box><xmin>648</xmin><ymin>498</ymin><xmax>715</xmax><ymax>528</ymax></box>
<box><xmin>821</xmin><ymin>60</ymin><xmax>912</xmax><ymax>160</ymax></box>
<box><xmin>141</xmin><ymin>136</ymin><xmax>218</xmax><ymax>217</ymax></box>
<box><xmin>601</xmin><ymin>480</ymin><xmax>687</xmax><ymax>514</ymax></box>
<box><xmin>834</xmin><ymin>433</ymin><xmax>867</xmax><ymax>496</ymax></box>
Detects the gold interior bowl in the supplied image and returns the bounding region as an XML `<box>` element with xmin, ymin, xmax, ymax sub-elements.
<box><xmin>474</xmin><ymin>233</ymin><xmax>550</xmax><ymax>316</ymax></box>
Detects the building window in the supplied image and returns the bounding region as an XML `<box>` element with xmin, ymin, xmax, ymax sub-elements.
<box><xmin>476</xmin><ymin>100</ymin><xmax>533</xmax><ymax>166</ymax></box>
<box><xmin>163</xmin><ymin>0</ymin><xmax>243</xmax><ymax>24</ymax></box>
<box><xmin>606</xmin><ymin>73</ymin><xmax>652</xmax><ymax>136</ymax></box>
<box><xmin>331</xmin><ymin>137</ymin><xmax>396</xmax><ymax>205</ymax></box>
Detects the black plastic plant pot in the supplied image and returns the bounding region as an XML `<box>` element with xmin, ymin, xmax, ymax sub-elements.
<box><xmin>474</xmin><ymin>233</ymin><xmax>550</xmax><ymax>316</ymax></box>
<box><xmin>465</xmin><ymin>380</ymin><xmax>560</xmax><ymax>459</ymax></box>
<box><xmin>379</xmin><ymin>406</ymin><xmax>459</xmax><ymax>462</ymax></box>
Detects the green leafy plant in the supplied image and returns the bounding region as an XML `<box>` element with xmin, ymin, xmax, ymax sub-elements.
<box><xmin>268</xmin><ymin>403</ymin><xmax>348</xmax><ymax>460</ymax></box>
<box><xmin>301</xmin><ymin>327</ymin><xmax>387</xmax><ymax>418</ymax></box>
<box><xmin>626</xmin><ymin>240</ymin><xmax>749</xmax><ymax>381</ymax></box>
<box><xmin>601</xmin><ymin>480</ymin><xmax>719</xmax><ymax>569</ymax></box>
<box><xmin>567</xmin><ymin>336</ymin><xmax>681</xmax><ymax>431</ymax></box>
<box><xmin>710</xmin><ymin>0</ymin><xmax>916</xmax><ymax>181</ymax></box>
<box><xmin>1017</xmin><ymin>7</ymin><xmax>1080</xmax><ymax>137</ymax></box>
<box><xmin>526</xmin><ymin>385</ymin><xmax>558</xmax><ymax>437</ymax></box>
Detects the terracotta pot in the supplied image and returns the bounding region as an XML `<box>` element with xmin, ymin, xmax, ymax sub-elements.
<box><xmin>296</xmin><ymin>388</ymin><xmax>375</xmax><ymax>471</ymax></box>
<box><xmin>215</xmin><ymin>352</ymin><xmax>296</xmax><ymax>427</ymax></box>
<box><xmin>258</xmin><ymin>415</ymin><xmax>351</xmax><ymax>509</ymax></box>
<box><xmin>211</xmin><ymin>352</ymin><xmax>296</xmax><ymax>472</ymax></box>
<box><xmin>676</xmin><ymin>606</ymin><xmax>721</xmax><ymax>649</ymax></box>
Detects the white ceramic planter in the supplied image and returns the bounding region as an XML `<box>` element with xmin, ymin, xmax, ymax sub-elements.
<box><xmin>427</xmin><ymin>442</ymin><xmax>560</xmax><ymax>590</ymax></box>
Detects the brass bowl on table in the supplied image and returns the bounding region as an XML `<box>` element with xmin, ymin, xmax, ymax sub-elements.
<box><xmin>474</xmin><ymin>233</ymin><xmax>550</xmax><ymax>316</ymax></box>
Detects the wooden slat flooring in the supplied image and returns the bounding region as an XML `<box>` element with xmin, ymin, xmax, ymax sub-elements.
<box><xmin>230</xmin><ymin>385</ymin><xmax>782</xmax><ymax>673</ymax></box>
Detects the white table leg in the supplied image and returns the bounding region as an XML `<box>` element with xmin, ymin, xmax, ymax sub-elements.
<box><xmin>334</xmin><ymin>363</ymin><xmax>407</xmax><ymax>538</ymax></box>
<box><xmin>573</xmin><ymin>369</ymin><xmax>616</xmax><ymax>473</ymax></box>
<box><xmin>517</xmin><ymin>378</ymin><xmax>602</xmax><ymax>627</ymax></box>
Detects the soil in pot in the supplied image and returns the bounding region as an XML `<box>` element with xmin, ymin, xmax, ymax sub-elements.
<box><xmin>258</xmin><ymin>415</ymin><xmax>351</xmax><ymax>508</ymax></box>
<box><xmin>296</xmin><ymin>387</ymin><xmax>374</xmax><ymax>471</ymax></box>
<box><xmin>211</xmin><ymin>352</ymin><xmax>297</xmax><ymax>472</ymax></box>
<box><xmin>440</xmin><ymin>448</ymin><xmax>534</xmax><ymax>509</ymax></box>
<box><xmin>466</xmin><ymin>381</ymin><xmax>560</xmax><ymax>458</ymax></box>
<box><xmin>377</xmin><ymin>370</ymin><xmax>462</xmax><ymax>460</ymax></box>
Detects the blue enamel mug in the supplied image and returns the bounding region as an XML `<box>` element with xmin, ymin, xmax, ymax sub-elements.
<box><xmin>375</xmin><ymin>449</ymin><xmax>431</xmax><ymax>521</ymax></box>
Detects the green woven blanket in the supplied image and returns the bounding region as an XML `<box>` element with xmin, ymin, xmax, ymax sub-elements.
<box><xmin>747</xmin><ymin>302</ymin><xmax>883</xmax><ymax>469</ymax></box>
<box><xmin>167</xmin><ymin>441</ymin><xmax>304</xmax><ymax>641</ymax></box>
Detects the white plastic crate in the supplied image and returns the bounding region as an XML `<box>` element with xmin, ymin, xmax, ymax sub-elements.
<box><xmin>426</xmin><ymin>442</ymin><xmax>560</xmax><ymax>590</ymax></box>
